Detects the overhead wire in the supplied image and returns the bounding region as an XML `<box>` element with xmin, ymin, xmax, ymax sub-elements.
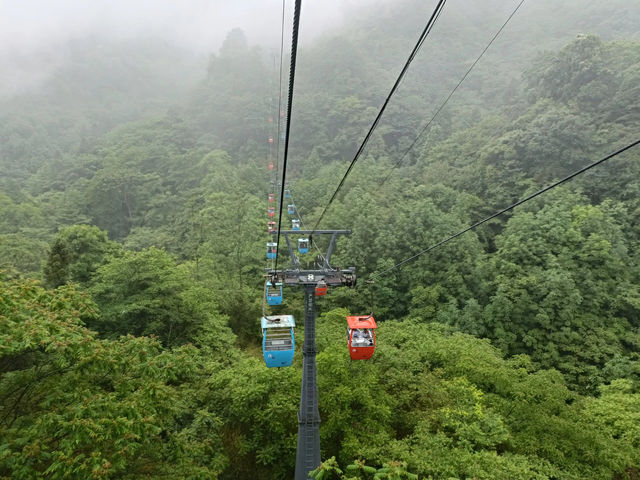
<box><xmin>262</xmin><ymin>280</ymin><xmax>268</xmax><ymax>317</ymax></box>
<box><xmin>371</xmin><ymin>138</ymin><xmax>640</xmax><ymax>279</ymax></box>
<box><xmin>262</xmin><ymin>0</ymin><xmax>290</xmax><ymax>316</ymax></box>
<box><xmin>274</xmin><ymin>0</ymin><xmax>287</xmax><ymax>188</ymax></box>
<box><xmin>310</xmin><ymin>0</ymin><xmax>448</xmax><ymax>233</ymax></box>
<box><xmin>378</xmin><ymin>0</ymin><xmax>527</xmax><ymax>187</ymax></box>
<box><xmin>274</xmin><ymin>0</ymin><xmax>302</xmax><ymax>271</ymax></box>
<box><xmin>263</xmin><ymin>2</ymin><xmax>287</xmax><ymax>276</ymax></box>
<box><xmin>268</xmin><ymin>64</ymin><xmax>274</xmax><ymax>176</ymax></box>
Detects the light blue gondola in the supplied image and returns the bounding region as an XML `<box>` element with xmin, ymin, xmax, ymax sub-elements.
<box><xmin>288</xmin><ymin>204</ymin><xmax>295</xmax><ymax>215</ymax></box>
<box><xmin>298</xmin><ymin>238</ymin><xmax>309</xmax><ymax>254</ymax></box>
<box><xmin>266</xmin><ymin>281</ymin><xmax>283</xmax><ymax>305</ymax></box>
<box><xmin>292</xmin><ymin>219</ymin><xmax>301</xmax><ymax>231</ymax></box>
<box><xmin>284</xmin><ymin>189</ymin><xmax>292</xmax><ymax>199</ymax></box>
<box><xmin>261</xmin><ymin>315</ymin><xmax>295</xmax><ymax>368</ymax></box>
<box><xmin>266</xmin><ymin>242</ymin><xmax>277</xmax><ymax>260</ymax></box>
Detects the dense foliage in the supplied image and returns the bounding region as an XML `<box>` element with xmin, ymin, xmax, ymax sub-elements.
<box><xmin>1</xmin><ymin>0</ymin><xmax>639</xmax><ymax>477</ymax></box>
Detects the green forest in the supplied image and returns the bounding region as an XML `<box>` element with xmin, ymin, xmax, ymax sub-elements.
<box><xmin>1</xmin><ymin>0</ymin><xmax>639</xmax><ymax>478</ymax></box>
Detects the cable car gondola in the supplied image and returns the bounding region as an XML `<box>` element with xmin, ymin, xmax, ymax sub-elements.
<box><xmin>266</xmin><ymin>281</ymin><xmax>283</xmax><ymax>305</ymax></box>
<box><xmin>261</xmin><ymin>315</ymin><xmax>295</xmax><ymax>367</ymax></box>
<box><xmin>266</xmin><ymin>242</ymin><xmax>277</xmax><ymax>260</ymax></box>
<box><xmin>315</xmin><ymin>280</ymin><xmax>327</xmax><ymax>296</ymax></box>
<box><xmin>268</xmin><ymin>193</ymin><xmax>275</xmax><ymax>203</ymax></box>
<box><xmin>268</xmin><ymin>162</ymin><xmax>274</xmax><ymax>171</ymax></box>
<box><xmin>346</xmin><ymin>315</ymin><xmax>377</xmax><ymax>360</ymax></box>
<box><xmin>292</xmin><ymin>219</ymin><xmax>301</xmax><ymax>231</ymax></box>
<box><xmin>288</xmin><ymin>204</ymin><xmax>295</xmax><ymax>215</ymax></box>
<box><xmin>267</xmin><ymin>221</ymin><xmax>277</xmax><ymax>233</ymax></box>
<box><xmin>284</xmin><ymin>189</ymin><xmax>291</xmax><ymax>199</ymax></box>
<box><xmin>298</xmin><ymin>238</ymin><xmax>309</xmax><ymax>254</ymax></box>
<box><xmin>268</xmin><ymin>207</ymin><xmax>275</xmax><ymax>218</ymax></box>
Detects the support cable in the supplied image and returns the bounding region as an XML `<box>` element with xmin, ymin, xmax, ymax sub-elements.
<box><xmin>275</xmin><ymin>0</ymin><xmax>287</xmax><ymax>188</ymax></box>
<box><xmin>274</xmin><ymin>0</ymin><xmax>302</xmax><ymax>271</ymax></box>
<box><xmin>378</xmin><ymin>0</ymin><xmax>526</xmax><ymax>187</ymax></box>
<box><xmin>262</xmin><ymin>280</ymin><xmax>268</xmax><ymax>317</ymax></box>
<box><xmin>310</xmin><ymin>0</ymin><xmax>448</xmax><ymax>233</ymax></box>
<box><xmin>372</xmin><ymin>138</ymin><xmax>640</xmax><ymax>278</ymax></box>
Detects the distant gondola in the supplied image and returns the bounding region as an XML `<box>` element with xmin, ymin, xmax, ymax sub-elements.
<box><xmin>266</xmin><ymin>281</ymin><xmax>283</xmax><ymax>305</ymax></box>
<box><xmin>298</xmin><ymin>238</ymin><xmax>309</xmax><ymax>254</ymax></box>
<box><xmin>315</xmin><ymin>280</ymin><xmax>327</xmax><ymax>296</ymax></box>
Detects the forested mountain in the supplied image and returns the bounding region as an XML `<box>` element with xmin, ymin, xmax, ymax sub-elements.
<box><xmin>1</xmin><ymin>0</ymin><xmax>640</xmax><ymax>478</ymax></box>
<box><xmin>0</xmin><ymin>37</ymin><xmax>202</xmax><ymax>183</ymax></box>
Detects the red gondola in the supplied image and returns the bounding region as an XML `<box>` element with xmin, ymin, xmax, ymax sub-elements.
<box><xmin>315</xmin><ymin>281</ymin><xmax>327</xmax><ymax>296</ymax></box>
<box><xmin>268</xmin><ymin>193</ymin><xmax>275</xmax><ymax>203</ymax></box>
<box><xmin>346</xmin><ymin>315</ymin><xmax>377</xmax><ymax>360</ymax></box>
<box><xmin>268</xmin><ymin>207</ymin><xmax>275</xmax><ymax>218</ymax></box>
<box><xmin>268</xmin><ymin>162</ymin><xmax>274</xmax><ymax>171</ymax></box>
<box><xmin>267</xmin><ymin>221</ymin><xmax>277</xmax><ymax>233</ymax></box>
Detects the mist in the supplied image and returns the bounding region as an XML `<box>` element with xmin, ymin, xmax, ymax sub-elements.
<box><xmin>1</xmin><ymin>0</ymin><xmax>394</xmax><ymax>50</ymax></box>
<box><xmin>0</xmin><ymin>0</ymin><xmax>389</xmax><ymax>96</ymax></box>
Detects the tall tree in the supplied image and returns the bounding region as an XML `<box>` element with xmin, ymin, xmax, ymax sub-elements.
<box><xmin>43</xmin><ymin>224</ymin><xmax>120</xmax><ymax>288</ymax></box>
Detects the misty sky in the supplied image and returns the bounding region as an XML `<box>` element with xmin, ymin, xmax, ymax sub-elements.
<box><xmin>0</xmin><ymin>0</ymin><xmax>394</xmax><ymax>97</ymax></box>
<box><xmin>2</xmin><ymin>0</ymin><xmax>636</xmax><ymax>99</ymax></box>
<box><xmin>0</xmin><ymin>0</ymin><xmax>384</xmax><ymax>55</ymax></box>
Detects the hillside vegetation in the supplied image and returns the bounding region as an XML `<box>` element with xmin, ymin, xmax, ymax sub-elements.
<box><xmin>1</xmin><ymin>1</ymin><xmax>639</xmax><ymax>478</ymax></box>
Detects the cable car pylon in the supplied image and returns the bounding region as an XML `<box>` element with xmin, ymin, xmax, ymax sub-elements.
<box><xmin>266</xmin><ymin>229</ymin><xmax>356</xmax><ymax>480</ymax></box>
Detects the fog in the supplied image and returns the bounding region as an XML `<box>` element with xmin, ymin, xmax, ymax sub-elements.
<box><xmin>1</xmin><ymin>0</ymin><xmax>637</xmax><ymax>98</ymax></box>
<box><xmin>0</xmin><ymin>0</ymin><xmax>387</xmax><ymax>53</ymax></box>
<box><xmin>0</xmin><ymin>0</ymin><xmax>389</xmax><ymax>96</ymax></box>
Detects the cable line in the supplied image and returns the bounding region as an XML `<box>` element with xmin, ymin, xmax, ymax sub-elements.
<box><xmin>379</xmin><ymin>0</ymin><xmax>526</xmax><ymax>187</ymax></box>
<box><xmin>275</xmin><ymin>0</ymin><xmax>287</xmax><ymax>188</ymax></box>
<box><xmin>372</xmin><ymin>138</ymin><xmax>640</xmax><ymax>278</ymax></box>
<box><xmin>310</xmin><ymin>0</ymin><xmax>448</xmax><ymax>233</ymax></box>
<box><xmin>274</xmin><ymin>0</ymin><xmax>302</xmax><ymax>271</ymax></box>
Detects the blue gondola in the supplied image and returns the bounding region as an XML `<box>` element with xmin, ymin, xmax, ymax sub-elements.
<box><xmin>298</xmin><ymin>238</ymin><xmax>309</xmax><ymax>254</ymax></box>
<box><xmin>266</xmin><ymin>281</ymin><xmax>283</xmax><ymax>305</ymax></box>
<box><xmin>288</xmin><ymin>204</ymin><xmax>295</xmax><ymax>215</ymax></box>
<box><xmin>292</xmin><ymin>219</ymin><xmax>301</xmax><ymax>231</ymax></box>
<box><xmin>261</xmin><ymin>315</ymin><xmax>295</xmax><ymax>367</ymax></box>
<box><xmin>266</xmin><ymin>242</ymin><xmax>277</xmax><ymax>260</ymax></box>
<box><xmin>284</xmin><ymin>189</ymin><xmax>292</xmax><ymax>199</ymax></box>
